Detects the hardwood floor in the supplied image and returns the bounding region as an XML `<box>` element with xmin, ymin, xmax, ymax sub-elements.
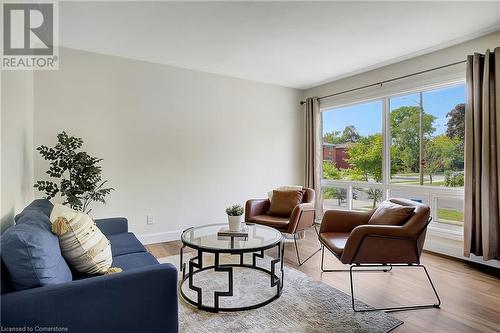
<box><xmin>146</xmin><ymin>228</ymin><xmax>500</xmax><ymax>333</ymax></box>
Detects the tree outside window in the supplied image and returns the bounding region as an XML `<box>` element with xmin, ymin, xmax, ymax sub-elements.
<box><xmin>322</xmin><ymin>84</ymin><xmax>465</xmax><ymax>216</ymax></box>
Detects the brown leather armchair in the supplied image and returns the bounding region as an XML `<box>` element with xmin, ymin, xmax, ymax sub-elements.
<box><xmin>318</xmin><ymin>198</ymin><xmax>441</xmax><ymax>312</ymax></box>
<box><xmin>245</xmin><ymin>188</ymin><xmax>320</xmax><ymax>265</ymax></box>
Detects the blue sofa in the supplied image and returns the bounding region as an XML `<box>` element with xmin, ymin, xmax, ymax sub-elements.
<box><xmin>1</xmin><ymin>200</ymin><xmax>179</xmax><ymax>333</ymax></box>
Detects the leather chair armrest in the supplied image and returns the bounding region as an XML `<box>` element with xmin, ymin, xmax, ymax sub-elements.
<box><xmin>340</xmin><ymin>224</ymin><xmax>411</xmax><ymax>264</ymax></box>
<box><xmin>245</xmin><ymin>199</ymin><xmax>270</xmax><ymax>221</ymax></box>
<box><xmin>319</xmin><ymin>209</ymin><xmax>373</xmax><ymax>234</ymax></box>
<box><xmin>288</xmin><ymin>203</ymin><xmax>315</xmax><ymax>233</ymax></box>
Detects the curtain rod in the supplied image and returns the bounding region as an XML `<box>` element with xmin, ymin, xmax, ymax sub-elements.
<box><xmin>299</xmin><ymin>59</ymin><xmax>467</xmax><ymax>105</ymax></box>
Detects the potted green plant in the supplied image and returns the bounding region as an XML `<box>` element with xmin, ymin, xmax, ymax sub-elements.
<box><xmin>34</xmin><ymin>131</ymin><xmax>114</xmax><ymax>214</ymax></box>
<box><xmin>225</xmin><ymin>204</ymin><xmax>244</xmax><ymax>231</ymax></box>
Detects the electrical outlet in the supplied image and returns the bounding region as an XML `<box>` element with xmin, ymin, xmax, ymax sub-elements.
<box><xmin>147</xmin><ymin>213</ymin><xmax>154</xmax><ymax>225</ymax></box>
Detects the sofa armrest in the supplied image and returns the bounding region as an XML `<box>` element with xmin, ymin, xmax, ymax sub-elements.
<box><xmin>1</xmin><ymin>264</ymin><xmax>178</xmax><ymax>333</ymax></box>
<box><xmin>245</xmin><ymin>199</ymin><xmax>270</xmax><ymax>221</ymax></box>
<box><xmin>95</xmin><ymin>217</ymin><xmax>128</xmax><ymax>235</ymax></box>
<box><xmin>319</xmin><ymin>209</ymin><xmax>373</xmax><ymax>234</ymax></box>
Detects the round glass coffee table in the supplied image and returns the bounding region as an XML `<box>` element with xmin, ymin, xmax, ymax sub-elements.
<box><xmin>179</xmin><ymin>223</ymin><xmax>284</xmax><ymax>312</ymax></box>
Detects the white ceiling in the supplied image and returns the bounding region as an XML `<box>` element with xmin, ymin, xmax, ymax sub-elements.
<box><xmin>59</xmin><ymin>1</ymin><xmax>500</xmax><ymax>89</ymax></box>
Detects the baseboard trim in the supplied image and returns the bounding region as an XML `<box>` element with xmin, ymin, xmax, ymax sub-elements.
<box><xmin>425</xmin><ymin>234</ymin><xmax>500</xmax><ymax>269</ymax></box>
<box><xmin>423</xmin><ymin>249</ymin><xmax>500</xmax><ymax>277</ymax></box>
<box><xmin>137</xmin><ymin>230</ymin><xmax>182</xmax><ymax>245</ymax></box>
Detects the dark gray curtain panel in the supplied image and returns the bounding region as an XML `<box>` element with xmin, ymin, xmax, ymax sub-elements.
<box><xmin>464</xmin><ymin>47</ymin><xmax>500</xmax><ymax>260</ymax></box>
<box><xmin>304</xmin><ymin>97</ymin><xmax>322</xmax><ymax>214</ymax></box>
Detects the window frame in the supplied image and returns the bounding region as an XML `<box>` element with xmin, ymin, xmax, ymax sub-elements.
<box><xmin>320</xmin><ymin>79</ymin><xmax>465</xmax><ymax>230</ymax></box>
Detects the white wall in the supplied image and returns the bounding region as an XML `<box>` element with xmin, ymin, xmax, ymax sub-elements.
<box><xmin>33</xmin><ymin>47</ymin><xmax>303</xmax><ymax>242</ymax></box>
<box><xmin>305</xmin><ymin>31</ymin><xmax>500</xmax><ymax>109</ymax></box>
<box><xmin>1</xmin><ymin>71</ymin><xmax>34</xmax><ymax>233</ymax></box>
<box><xmin>304</xmin><ymin>30</ymin><xmax>500</xmax><ymax>267</ymax></box>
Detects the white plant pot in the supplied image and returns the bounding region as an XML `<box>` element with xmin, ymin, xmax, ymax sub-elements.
<box><xmin>228</xmin><ymin>215</ymin><xmax>243</xmax><ymax>231</ymax></box>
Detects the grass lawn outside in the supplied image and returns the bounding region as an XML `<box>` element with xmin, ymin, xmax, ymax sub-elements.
<box><xmin>437</xmin><ymin>208</ymin><xmax>464</xmax><ymax>226</ymax></box>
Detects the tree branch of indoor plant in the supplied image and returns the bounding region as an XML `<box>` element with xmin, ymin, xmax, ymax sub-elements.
<box><xmin>34</xmin><ymin>131</ymin><xmax>114</xmax><ymax>214</ymax></box>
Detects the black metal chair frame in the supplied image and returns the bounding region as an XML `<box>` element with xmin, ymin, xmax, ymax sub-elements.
<box><xmin>288</xmin><ymin>209</ymin><xmax>321</xmax><ymax>266</ymax></box>
<box><xmin>348</xmin><ymin>263</ymin><xmax>441</xmax><ymax>312</ymax></box>
<box><xmin>320</xmin><ymin>216</ymin><xmax>441</xmax><ymax>312</ymax></box>
<box><xmin>291</xmin><ymin>224</ymin><xmax>321</xmax><ymax>266</ymax></box>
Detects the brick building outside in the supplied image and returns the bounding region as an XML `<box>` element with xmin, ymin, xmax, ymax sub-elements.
<box><xmin>323</xmin><ymin>143</ymin><xmax>350</xmax><ymax>169</ymax></box>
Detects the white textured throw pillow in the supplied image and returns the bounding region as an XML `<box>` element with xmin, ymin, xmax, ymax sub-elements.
<box><xmin>50</xmin><ymin>204</ymin><xmax>120</xmax><ymax>275</ymax></box>
<box><xmin>268</xmin><ymin>185</ymin><xmax>303</xmax><ymax>201</ymax></box>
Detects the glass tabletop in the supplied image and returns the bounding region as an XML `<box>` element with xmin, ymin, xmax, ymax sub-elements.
<box><xmin>181</xmin><ymin>223</ymin><xmax>283</xmax><ymax>251</ymax></box>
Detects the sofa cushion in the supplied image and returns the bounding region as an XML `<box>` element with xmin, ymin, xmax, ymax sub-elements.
<box><xmin>267</xmin><ymin>190</ymin><xmax>304</xmax><ymax>217</ymax></box>
<box><xmin>108</xmin><ymin>232</ymin><xmax>147</xmax><ymax>257</ymax></box>
<box><xmin>1</xmin><ymin>211</ymin><xmax>72</xmax><ymax>290</ymax></box>
<box><xmin>368</xmin><ymin>200</ymin><xmax>415</xmax><ymax>226</ymax></box>
<box><xmin>14</xmin><ymin>199</ymin><xmax>53</xmax><ymax>223</ymax></box>
<box><xmin>72</xmin><ymin>251</ymin><xmax>157</xmax><ymax>280</ymax></box>
<box><xmin>111</xmin><ymin>252</ymin><xmax>158</xmax><ymax>271</ymax></box>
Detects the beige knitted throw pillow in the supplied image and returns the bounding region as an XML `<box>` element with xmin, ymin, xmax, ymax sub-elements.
<box><xmin>50</xmin><ymin>203</ymin><xmax>121</xmax><ymax>275</ymax></box>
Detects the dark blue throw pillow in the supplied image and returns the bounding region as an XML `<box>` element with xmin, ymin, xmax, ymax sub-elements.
<box><xmin>14</xmin><ymin>199</ymin><xmax>54</xmax><ymax>223</ymax></box>
<box><xmin>1</xmin><ymin>207</ymin><xmax>72</xmax><ymax>291</ymax></box>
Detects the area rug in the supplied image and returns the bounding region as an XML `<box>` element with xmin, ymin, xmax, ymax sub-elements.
<box><xmin>158</xmin><ymin>254</ymin><xmax>403</xmax><ymax>333</ymax></box>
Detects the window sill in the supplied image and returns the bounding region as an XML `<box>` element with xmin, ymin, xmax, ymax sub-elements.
<box><xmin>428</xmin><ymin>223</ymin><xmax>463</xmax><ymax>241</ymax></box>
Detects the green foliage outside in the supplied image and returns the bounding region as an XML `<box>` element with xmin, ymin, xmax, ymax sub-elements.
<box><xmin>444</xmin><ymin>171</ymin><xmax>464</xmax><ymax>187</ymax></box>
<box><xmin>323</xmin><ymin>130</ymin><xmax>342</xmax><ymax>144</ymax></box>
<box><xmin>34</xmin><ymin>131</ymin><xmax>114</xmax><ymax>213</ymax></box>
<box><xmin>425</xmin><ymin>135</ymin><xmax>462</xmax><ymax>184</ymax></box>
<box><xmin>341</xmin><ymin>125</ymin><xmax>360</xmax><ymax>143</ymax></box>
<box><xmin>323</xmin><ymin>187</ymin><xmax>348</xmax><ymax>206</ymax></box>
<box><xmin>346</xmin><ymin>134</ymin><xmax>383</xmax><ymax>182</ymax></box>
<box><xmin>322</xmin><ymin>102</ymin><xmax>466</xmax><ymax>210</ymax></box>
<box><xmin>323</xmin><ymin>103</ymin><xmax>465</xmax><ymax>187</ymax></box>
<box><xmin>345</xmin><ymin>134</ymin><xmax>383</xmax><ymax>208</ymax></box>
<box><xmin>322</xmin><ymin>161</ymin><xmax>348</xmax><ymax>205</ymax></box>
<box><xmin>323</xmin><ymin>161</ymin><xmax>345</xmax><ymax>180</ymax></box>
<box><xmin>323</xmin><ymin>125</ymin><xmax>361</xmax><ymax>144</ymax></box>
<box><xmin>390</xmin><ymin>106</ymin><xmax>436</xmax><ymax>173</ymax></box>
<box><xmin>446</xmin><ymin>104</ymin><xmax>465</xmax><ymax>142</ymax></box>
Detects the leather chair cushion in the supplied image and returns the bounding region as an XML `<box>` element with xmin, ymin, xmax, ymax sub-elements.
<box><xmin>247</xmin><ymin>215</ymin><xmax>289</xmax><ymax>230</ymax></box>
<box><xmin>368</xmin><ymin>200</ymin><xmax>415</xmax><ymax>226</ymax></box>
<box><xmin>267</xmin><ymin>190</ymin><xmax>304</xmax><ymax>217</ymax></box>
<box><xmin>319</xmin><ymin>232</ymin><xmax>350</xmax><ymax>257</ymax></box>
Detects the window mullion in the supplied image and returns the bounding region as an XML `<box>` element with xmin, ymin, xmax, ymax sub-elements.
<box><xmin>382</xmin><ymin>97</ymin><xmax>391</xmax><ymax>187</ymax></box>
<box><xmin>347</xmin><ymin>186</ymin><xmax>353</xmax><ymax>210</ymax></box>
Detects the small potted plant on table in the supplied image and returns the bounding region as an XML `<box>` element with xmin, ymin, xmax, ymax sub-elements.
<box><xmin>225</xmin><ymin>204</ymin><xmax>244</xmax><ymax>232</ymax></box>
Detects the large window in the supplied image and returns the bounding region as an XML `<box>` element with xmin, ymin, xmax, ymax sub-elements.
<box><xmin>322</xmin><ymin>101</ymin><xmax>382</xmax><ymax>183</ymax></box>
<box><xmin>390</xmin><ymin>85</ymin><xmax>465</xmax><ymax>187</ymax></box>
<box><xmin>322</xmin><ymin>101</ymin><xmax>384</xmax><ymax>211</ymax></box>
<box><xmin>321</xmin><ymin>83</ymin><xmax>465</xmax><ymax>228</ymax></box>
